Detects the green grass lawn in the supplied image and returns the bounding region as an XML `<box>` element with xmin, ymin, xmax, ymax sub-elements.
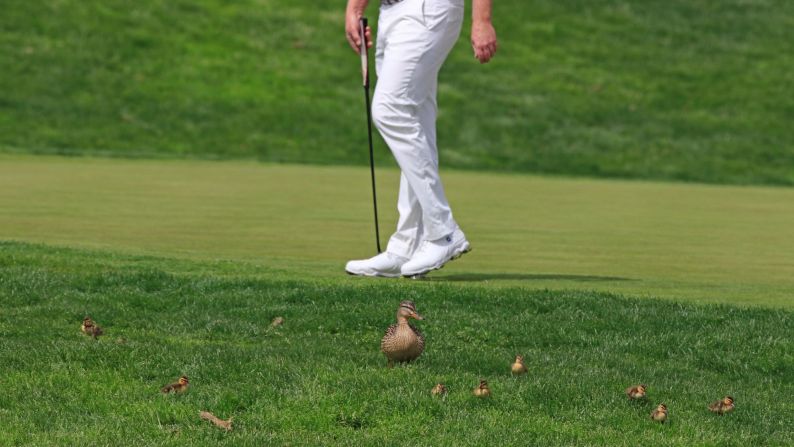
<box><xmin>2</xmin><ymin>154</ymin><xmax>793</xmax><ymax>307</ymax></box>
<box><xmin>1</xmin><ymin>0</ymin><xmax>793</xmax><ymax>185</ymax></box>
<box><xmin>2</xmin><ymin>1</ymin><xmax>792</xmax><ymax>443</ymax></box>
<box><xmin>1</xmin><ymin>242</ymin><xmax>792</xmax><ymax>446</ymax></box>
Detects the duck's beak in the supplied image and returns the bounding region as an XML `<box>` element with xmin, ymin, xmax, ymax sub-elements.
<box><xmin>412</xmin><ymin>311</ymin><xmax>425</xmax><ymax>320</ymax></box>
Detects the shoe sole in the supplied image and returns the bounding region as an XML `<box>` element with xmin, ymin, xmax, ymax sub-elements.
<box><xmin>401</xmin><ymin>242</ymin><xmax>472</xmax><ymax>278</ymax></box>
<box><xmin>345</xmin><ymin>269</ymin><xmax>402</xmax><ymax>278</ymax></box>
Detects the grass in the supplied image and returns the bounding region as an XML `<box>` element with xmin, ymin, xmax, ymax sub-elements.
<box><xmin>1</xmin><ymin>241</ymin><xmax>792</xmax><ymax>446</ymax></box>
<box><xmin>1</xmin><ymin>0</ymin><xmax>793</xmax><ymax>185</ymax></box>
<box><xmin>2</xmin><ymin>2</ymin><xmax>791</xmax><ymax>443</ymax></box>
<box><xmin>2</xmin><ymin>154</ymin><xmax>794</xmax><ymax>307</ymax></box>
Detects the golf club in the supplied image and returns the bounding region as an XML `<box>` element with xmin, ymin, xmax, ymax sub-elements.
<box><xmin>359</xmin><ymin>16</ymin><xmax>382</xmax><ymax>253</ymax></box>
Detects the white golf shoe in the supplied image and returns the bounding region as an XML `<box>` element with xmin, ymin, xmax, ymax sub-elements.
<box><xmin>345</xmin><ymin>252</ymin><xmax>409</xmax><ymax>278</ymax></box>
<box><xmin>400</xmin><ymin>228</ymin><xmax>471</xmax><ymax>277</ymax></box>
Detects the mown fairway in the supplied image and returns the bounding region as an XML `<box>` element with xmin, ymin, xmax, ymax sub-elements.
<box><xmin>2</xmin><ymin>155</ymin><xmax>793</xmax><ymax>307</ymax></box>
<box><xmin>1</xmin><ymin>242</ymin><xmax>792</xmax><ymax>446</ymax></box>
<box><xmin>1</xmin><ymin>0</ymin><xmax>793</xmax><ymax>184</ymax></box>
<box><xmin>2</xmin><ymin>0</ymin><xmax>794</xmax><ymax>444</ymax></box>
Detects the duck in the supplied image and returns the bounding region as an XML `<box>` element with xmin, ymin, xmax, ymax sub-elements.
<box><xmin>81</xmin><ymin>316</ymin><xmax>104</xmax><ymax>339</ymax></box>
<box><xmin>380</xmin><ymin>300</ymin><xmax>425</xmax><ymax>367</ymax></box>
<box><xmin>473</xmin><ymin>379</ymin><xmax>491</xmax><ymax>398</ymax></box>
<box><xmin>431</xmin><ymin>383</ymin><xmax>448</xmax><ymax>396</ymax></box>
<box><xmin>708</xmin><ymin>396</ymin><xmax>735</xmax><ymax>415</ymax></box>
<box><xmin>625</xmin><ymin>384</ymin><xmax>647</xmax><ymax>400</ymax></box>
<box><xmin>161</xmin><ymin>375</ymin><xmax>189</xmax><ymax>394</ymax></box>
<box><xmin>511</xmin><ymin>355</ymin><xmax>528</xmax><ymax>376</ymax></box>
<box><xmin>650</xmin><ymin>403</ymin><xmax>668</xmax><ymax>423</ymax></box>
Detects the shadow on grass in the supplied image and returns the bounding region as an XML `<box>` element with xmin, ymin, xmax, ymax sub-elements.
<box><xmin>428</xmin><ymin>272</ymin><xmax>634</xmax><ymax>282</ymax></box>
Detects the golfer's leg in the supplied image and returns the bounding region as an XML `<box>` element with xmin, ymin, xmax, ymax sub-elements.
<box><xmin>383</xmin><ymin>80</ymin><xmax>439</xmax><ymax>259</ymax></box>
<box><xmin>371</xmin><ymin>2</ymin><xmax>463</xmax><ymax>241</ymax></box>
<box><xmin>344</xmin><ymin>4</ymin><xmax>418</xmax><ymax>276</ymax></box>
<box><xmin>373</xmin><ymin>4</ymin><xmax>422</xmax><ymax>261</ymax></box>
<box><xmin>385</xmin><ymin>173</ymin><xmax>424</xmax><ymax>258</ymax></box>
<box><xmin>384</xmin><ymin>82</ymin><xmax>439</xmax><ymax>258</ymax></box>
<box><xmin>418</xmin><ymin>79</ymin><xmax>439</xmax><ymax>168</ymax></box>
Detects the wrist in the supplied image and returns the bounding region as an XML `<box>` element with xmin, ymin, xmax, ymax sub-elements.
<box><xmin>346</xmin><ymin>0</ymin><xmax>367</xmax><ymax>18</ymax></box>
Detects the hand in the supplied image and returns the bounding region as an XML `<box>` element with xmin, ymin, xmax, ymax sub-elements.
<box><xmin>346</xmin><ymin>14</ymin><xmax>373</xmax><ymax>54</ymax></box>
<box><xmin>471</xmin><ymin>21</ymin><xmax>497</xmax><ymax>63</ymax></box>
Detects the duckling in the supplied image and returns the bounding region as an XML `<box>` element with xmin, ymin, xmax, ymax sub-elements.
<box><xmin>511</xmin><ymin>355</ymin><xmax>528</xmax><ymax>376</ymax></box>
<box><xmin>626</xmin><ymin>384</ymin><xmax>647</xmax><ymax>400</ymax></box>
<box><xmin>431</xmin><ymin>383</ymin><xmax>448</xmax><ymax>396</ymax></box>
<box><xmin>473</xmin><ymin>379</ymin><xmax>491</xmax><ymax>398</ymax></box>
<box><xmin>380</xmin><ymin>301</ymin><xmax>425</xmax><ymax>368</ymax></box>
<box><xmin>161</xmin><ymin>375</ymin><xmax>189</xmax><ymax>394</ymax></box>
<box><xmin>80</xmin><ymin>316</ymin><xmax>104</xmax><ymax>339</ymax></box>
<box><xmin>650</xmin><ymin>403</ymin><xmax>668</xmax><ymax>423</ymax></box>
<box><xmin>708</xmin><ymin>396</ymin><xmax>735</xmax><ymax>415</ymax></box>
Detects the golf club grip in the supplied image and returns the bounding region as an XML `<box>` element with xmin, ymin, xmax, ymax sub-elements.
<box><xmin>359</xmin><ymin>17</ymin><xmax>369</xmax><ymax>88</ymax></box>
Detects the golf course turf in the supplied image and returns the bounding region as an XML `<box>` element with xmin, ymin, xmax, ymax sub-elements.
<box><xmin>1</xmin><ymin>156</ymin><xmax>793</xmax><ymax>445</ymax></box>
<box><xmin>2</xmin><ymin>154</ymin><xmax>793</xmax><ymax>307</ymax></box>
<box><xmin>2</xmin><ymin>0</ymin><xmax>793</xmax><ymax>443</ymax></box>
<box><xmin>1</xmin><ymin>242</ymin><xmax>792</xmax><ymax>446</ymax></box>
<box><xmin>2</xmin><ymin>0</ymin><xmax>793</xmax><ymax>185</ymax></box>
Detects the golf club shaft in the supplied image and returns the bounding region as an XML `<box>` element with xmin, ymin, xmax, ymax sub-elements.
<box><xmin>360</xmin><ymin>17</ymin><xmax>382</xmax><ymax>253</ymax></box>
<box><xmin>364</xmin><ymin>86</ymin><xmax>381</xmax><ymax>253</ymax></box>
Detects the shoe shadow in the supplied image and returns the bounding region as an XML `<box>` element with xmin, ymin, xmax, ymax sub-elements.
<box><xmin>427</xmin><ymin>273</ymin><xmax>633</xmax><ymax>282</ymax></box>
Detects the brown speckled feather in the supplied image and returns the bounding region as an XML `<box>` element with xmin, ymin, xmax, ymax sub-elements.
<box><xmin>81</xmin><ymin>318</ymin><xmax>103</xmax><ymax>339</ymax></box>
<box><xmin>381</xmin><ymin>322</ymin><xmax>425</xmax><ymax>363</ymax></box>
<box><xmin>161</xmin><ymin>376</ymin><xmax>189</xmax><ymax>394</ymax></box>
<box><xmin>625</xmin><ymin>384</ymin><xmax>647</xmax><ymax>399</ymax></box>
<box><xmin>709</xmin><ymin>397</ymin><xmax>735</xmax><ymax>415</ymax></box>
<box><xmin>650</xmin><ymin>404</ymin><xmax>668</xmax><ymax>423</ymax></box>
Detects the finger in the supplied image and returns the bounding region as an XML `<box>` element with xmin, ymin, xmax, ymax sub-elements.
<box><xmin>486</xmin><ymin>43</ymin><xmax>497</xmax><ymax>59</ymax></box>
<box><xmin>472</xmin><ymin>41</ymin><xmax>482</xmax><ymax>56</ymax></box>
<box><xmin>349</xmin><ymin>27</ymin><xmax>362</xmax><ymax>52</ymax></box>
<box><xmin>347</xmin><ymin>33</ymin><xmax>359</xmax><ymax>52</ymax></box>
<box><xmin>365</xmin><ymin>26</ymin><xmax>373</xmax><ymax>48</ymax></box>
<box><xmin>346</xmin><ymin>19</ymin><xmax>361</xmax><ymax>51</ymax></box>
<box><xmin>477</xmin><ymin>45</ymin><xmax>491</xmax><ymax>63</ymax></box>
<box><xmin>477</xmin><ymin>46</ymin><xmax>492</xmax><ymax>64</ymax></box>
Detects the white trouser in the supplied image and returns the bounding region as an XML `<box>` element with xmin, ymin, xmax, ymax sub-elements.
<box><xmin>373</xmin><ymin>0</ymin><xmax>464</xmax><ymax>259</ymax></box>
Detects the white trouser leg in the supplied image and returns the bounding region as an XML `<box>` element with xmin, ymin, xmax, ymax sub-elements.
<box><xmin>386</xmin><ymin>173</ymin><xmax>423</xmax><ymax>258</ymax></box>
<box><xmin>374</xmin><ymin>0</ymin><xmax>464</xmax><ymax>258</ymax></box>
<box><xmin>385</xmin><ymin>93</ymin><xmax>439</xmax><ymax>257</ymax></box>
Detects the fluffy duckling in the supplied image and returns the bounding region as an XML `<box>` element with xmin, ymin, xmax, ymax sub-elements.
<box><xmin>511</xmin><ymin>355</ymin><xmax>528</xmax><ymax>376</ymax></box>
<box><xmin>708</xmin><ymin>396</ymin><xmax>735</xmax><ymax>415</ymax></box>
<box><xmin>380</xmin><ymin>301</ymin><xmax>425</xmax><ymax>368</ymax></box>
<box><xmin>161</xmin><ymin>375</ymin><xmax>189</xmax><ymax>394</ymax></box>
<box><xmin>626</xmin><ymin>384</ymin><xmax>648</xmax><ymax>400</ymax></box>
<box><xmin>473</xmin><ymin>379</ymin><xmax>491</xmax><ymax>398</ymax></box>
<box><xmin>431</xmin><ymin>383</ymin><xmax>448</xmax><ymax>396</ymax></box>
<box><xmin>650</xmin><ymin>403</ymin><xmax>668</xmax><ymax>423</ymax></box>
<box><xmin>81</xmin><ymin>316</ymin><xmax>104</xmax><ymax>339</ymax></box>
